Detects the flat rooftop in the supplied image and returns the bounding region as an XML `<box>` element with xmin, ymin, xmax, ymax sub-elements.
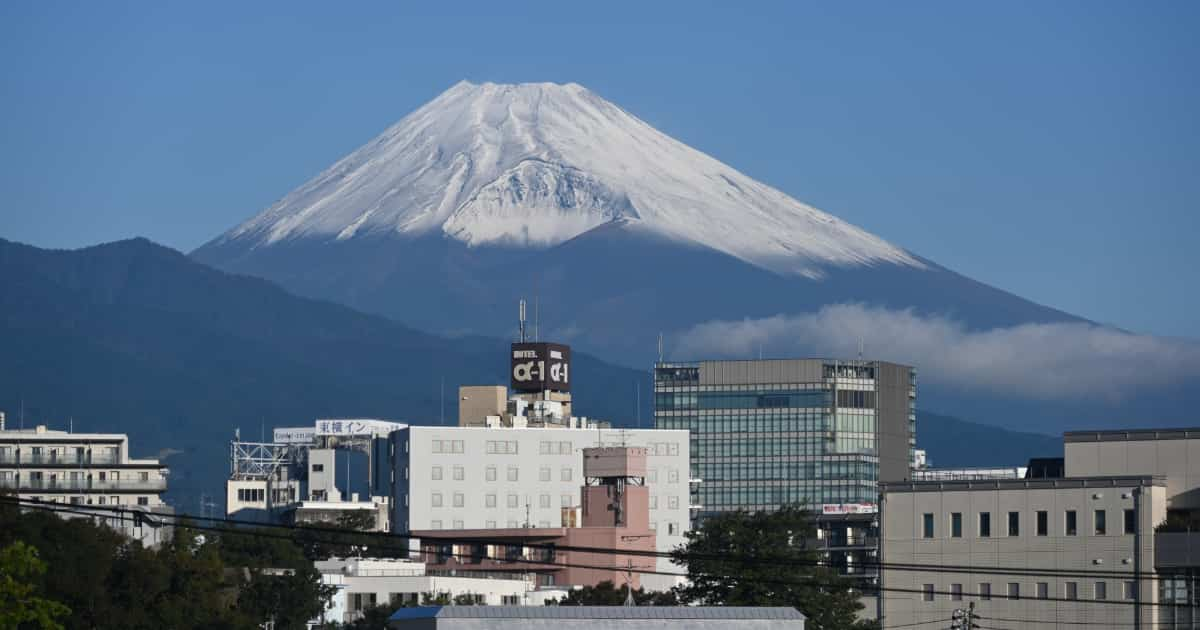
<box><xmin>388</xmin><ymin>606</ymin><xmax>805</xmax><ymax>621</ymax></box>
<box><xmin>1064</xmin><ymin>428</ymin><xmax>1200</xmax><ymax>443</ymax></box>
<box><xmin>882</xmin><ymin>475</ymin><xmax>1166</xmax><ymax>493</ymax></box>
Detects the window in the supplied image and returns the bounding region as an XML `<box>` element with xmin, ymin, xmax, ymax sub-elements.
<box><xmin>539</xmin><ymin>494</ymin><xmax>551</xmax><ymax>508</ymax></box>
<box><xmin>538</xmin><ymin>520</ymin><xmax>550</xmax><ymax>528</ymax></box>
<box><xmin>648</xmin><ymin>469</ymin><xmax>658</xmax><ymax>483</ymax></box>
<box><xmin>1124</xmin><ymin>581</ymin><xmax>1136</xmax><ymax>600</ymax></box>
<box><xmin>979</xmin><ymin>583</ymin><xmax>991</xmax><ymax>600</ymax></box>
<box><xmin>453</xmin><ymin>493</ymin><xmax>464</xmax><ymax>508</ymax></box>
<box><xmin>922</xmin><ymin>584</ymin><xmax>935</xmax><ymax>602</ymax></box>
<box><xmin>1037</xmin><ymin>582</ymin><xmax>1049</xmax><ymax>599</ymax></box>
<box><xmin>1007</xmin><ymin>583</ymin><xmax>1020</xmax><ymax>600</ymax></box>
<box><xmin>1124</xmin><ymin>509</ymin><xmax>1136</xmax><ymax>535</ymax></box>
<box><xmin>430</xmin><ymin>520</ymin><xmax>442</xmax><ymax>529</ymax></box>
<box><xmin>561</xmin><ymin>468</ymin><xmax>572</xmax><ymax>482</ymax></box>
<box><xmin>486</xmin><ymin>466</ymin><xmax>497</xmax><ymax>482</ymax></box>
<box><xmin>453</xmin><ymin>466</ymin><xmax>464</xmax><ymax>481</ymax></box>
<box><xmin>540</xmin><ymin>467</ymin><xmax>551</xmax><ymax>482</ymax></box>
<box><xmin>431</xmin><ymin>493</ymin><xmax>443</xmax><ymax>507</ymax></box>
<box><xmin>507</xmin><ymin>520</ymin><xmax>518</xmax><ymax>528</ymax></box>
<box><xmin>452</xmin><ymin>520</ymin><xmax>464</xmax><ymax>529</ymax></box>
<box><xmin>450</xmin><ymin>440</ymin><xmax>463</xmax><ymax>453</ymax></box>
<box><xmin>668</xmin><ymin>469</ymin><xmax>680</xmax><ymax>483</ymax></box>
<box><xmin>668</xmin><ymin>522</ymin><xmax>678</xmax><ymax>535</ymax></box>
<box><xmin>1066</xmin><ymin>510</ymin><xmax>1077</xmax><ymax>536</ymax></box>
<box><xmin>486</xmin><ymin>520</ymin><xmax>497</xmax><ymax>528</ymax></box>
<box><xmin>137</xmin><ymin>496</ymin><xmax>149</xmax><ymax>506</ymax></box>
<box><xmin>561</xmin><ymin>494</ymin><xmax>572</xmax><ymax>507</ymax></box>
<box><xmin>139</xmin><ymin>472</ymin><xmax>150</xmax><ymax>482</ymax></box>
<box><xmin>431</xmin><ymin>466</ymin><xmax>443</xmax><ymax>480</ymax></box>
<box><xmin>312</xmin><ymin>464</ymin><xmax>324</xmax><ymax>473</ymax></box>
<box><xmin>979</xmin><ymin>512</ymin><xmax>991</xmax><ymax>537</ymax></box>
<box><xmin>923</xmin><ymin>513</ymin><xmax>935</xmax><ymax>538</ymax></box>
<box><xmin>1065</xmin><ymin>581</ymin><xmax>1078</xmax><ymax>600</ymax></box>
<box><xmin>507</xmin><ymin>494</ymin><xmax>519</xmax><ymax>508</ymax></box>
<box><xmin>950</xmin><ymin>583</ymin><xmax>963</xmax><ymax>601</ymax></box>
<box><xmin>650</xmin><ymin>496</ymin><xmax>658</xmax><ymax>509</ymax></box>
<box><xmin>1095</xmin><ymin>509</ymin><xmax>1107</xmax><ymax>535</ymax></box>
<box><xmin>951</xmin><ymin>513</ymin><xmax>963</xmax><ymax>538</ymax></box>
<box><xmin>486</xmin><ymin>494</ymin><xmax>497</xmax><ymax>508</ymax></box>
<box><xmin>507</xmin><ymin>467</ymin><xmax>519</xmax><ymax>482</ymax></box>
<box><xmin>668</xmin><ymin>496</ymin><xmax>680</xmax><ymax>509</ymax></box>
<box><xmin>1036</xmin><ymin>510</ymin><xmax>1048</xmax><ymax>536</ymax></box>
<box><xmin>1095</xmin><ymin>581</ymin><xmax>1107</xmax><ymax>600</ymax></box>
<box><xmin>1008</xmin><ymin>511</ymin><xmax>1020</xmax><ymax>536</ymax></box>
<box><xmin>486</xmin><ymin>440</ymin><xmax>518</xmax><ymax>455</ymax></box>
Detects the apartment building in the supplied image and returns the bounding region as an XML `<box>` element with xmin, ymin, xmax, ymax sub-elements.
<box><xmin>0</xmin><ymin>419</ymin><xmax>171</xmax><ymax>546</ymax></box>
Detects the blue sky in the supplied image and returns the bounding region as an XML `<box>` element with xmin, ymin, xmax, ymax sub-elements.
<box><xmin>1</xmin><ymin>2</ymin><xmax>1196</xmax><ymax>338</ymax></box>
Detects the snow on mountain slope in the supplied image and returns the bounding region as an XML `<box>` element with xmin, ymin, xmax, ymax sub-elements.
<box><xmin>215</xmin><ymin>81</ymin><xmax>921</xmax><ymax>277</ymax></box>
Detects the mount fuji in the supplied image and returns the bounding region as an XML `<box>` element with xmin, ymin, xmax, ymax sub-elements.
<box><xmin>194</xmin><ymin>81</ymin><xmax>1083</xmax><ymax>363</ymax></box>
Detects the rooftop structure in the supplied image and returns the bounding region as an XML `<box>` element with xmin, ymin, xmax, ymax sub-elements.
<box><xmin>386</xmin><ymin>605</ymin><xmax>806</xmax><ymax>629</ymax></box>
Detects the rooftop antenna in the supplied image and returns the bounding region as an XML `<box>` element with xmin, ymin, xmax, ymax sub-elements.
<box><xmin>440</xmin><ymin>377</ymin><xmax>445</xmax><ymax>426</ymax></box>
<box><xmin>534</xmin><ymin>285</ymin><xmax>539</xmax><ymax>343</ymax></box>
<box><xmin>69</xmin><ymin>416</ymin><xmax>73</xmax><ymax>434</ymax></box>
<box><xmin>635</xmin><ymin>381</ymin><xmax>641</xmax><ymax>429</ymax></box>
<box><xmin>656</xmin><ymin>333</ymin><xmax>664</xmax><ymax>364</ymax></box>
<box><xmin>518</xmin><ymin>299</ymin><xmax>527</xmax><ymax>343</ymax></box>
<box><xmin>858</xmin><ymin>336</ymin><xmax>864</xmax><ymax>360</ymax></box>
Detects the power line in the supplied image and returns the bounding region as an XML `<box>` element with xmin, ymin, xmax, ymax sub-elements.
<box><xmin>1</xmin><ymin>495</ymin><xmax>1167</xmax><ymax>581</ymax></box>
<box><xmin>882</xmin><ymin>618</ymin><xmax>955</xmax><ymax>629</ymax></box>
<box><xmin>2</xmin><ymin>496</ymin><xmax>1193</xmax><ymax>612</ymax></box>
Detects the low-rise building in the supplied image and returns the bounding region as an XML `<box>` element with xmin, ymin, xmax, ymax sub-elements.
<box><xmin>312</xmin><ymin>558</ymin><xmax>546</xmax><ymax>626</ymax></box>
<box><xmin>386</xmin><ymin>606</ymin><xmax>807</xmax><ymax>630</ymax></box>
<box><xmin>0</xmin><ymin>419</ymin><xmax>172</xmax><ymax>546</ymax></box>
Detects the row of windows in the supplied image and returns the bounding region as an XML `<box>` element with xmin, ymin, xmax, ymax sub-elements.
<box><xmin>432</xmin><ymin>492</ymin><xmax>574</xmax><ymax>509</ymax></box>
<box><xmin>431</xmin><ymin>440</ymin><xmax>465</xmax><ymax>454</ymax></box>
<box><xmin>698</xmin><ymin>482</ymin><xmax>876</xmax><ymax>508</ymax></box>
<box><xmin>538</xmin><ymin>441</ymin><xmax>573</xmax><ymax>455</ymax></box>
<box><xmin>922</xmin><ymin>508</ymin><xmax>1137</xmax><ymax>539</ymax></box>
<box><xmin>426</xmin><ymin>519</ymin><xmax>685</xmax><ymax>535</ymax></box>
<box><xmin>655</xmin><ymin>390</ymin><xmax>830</xmax><ymax>411</ymax></box>
<box><xmin>424</xmin><ymin>465</ymin><xmax>681</xmax><ymax>484</ymax></box>
<box><xmin>26</xmin><ymin>494</ymin><xmax>151</xmax><ymax>506</ymax></box>
<box><xmin>922</xmin><ymin>580</ymin><xmax>1135</xmax><ymax>602</ymax></box>
<box><xmin>694</xmin><ymin>460</ymin><xmax>877</xmax><ymax>482</ymax></box>
<box><xmin>485</xmin><ymin>440</ymin><xmax>519</xmax><ymax>455</ymax></box>
<box><xmin>0</xmin><ymin>470</ymin><xmax>152</xmax><ymax>481</ymax></box>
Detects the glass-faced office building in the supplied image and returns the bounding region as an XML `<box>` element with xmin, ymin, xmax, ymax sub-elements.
<box><xmin>654</xmin><ymin>359</ymin><xmax>916</xmax><ymax>517</ymax></box>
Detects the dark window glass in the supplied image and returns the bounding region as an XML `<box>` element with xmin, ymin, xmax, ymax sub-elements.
<box><xmin>979</xmin><ymin>512</ymin><xmax>991</xmax><ymax>537</ymax></box>
<box><xmin>1066</xmin><ymin>510</ymin><xmax>1078</xmax><ymax>536</ymax></box>
<box><xmin>922</xmin><ymin>584</ymin><xmax>934</xmax><ymax>602</ymax></box>
<box><xmin>1066</xmin><ymin>582</ymin><xmax>1078</xmax><ymax>600</ymax></box>
<box><xmin>1008</xmin><ymin>511</ymin><xmax>1020</xmax><ymax>536</ymax></box>
<box><xmin>979</xmin><ymin>583</ymin><xmax>991</xmax><ymax>600</ymax></box>
<box><xmin>1008</xmin><ymin>583</ymin><xmax>1020</xmax><ymax>600</ymax></box>
<box><xmin>1037</xmin><ymin>582</ymin><xmax>1049</xmax><ymax>599</ymax></box>
<box><xmin>951</xmin><ymin>584</ymin><xmax>963</xmax><ymax>601</ymax></box>
<box><xmin>923</xmin><ymin>513</ymin><xmax>935</xmax><ymax>538</ymax></box>
<box><xmin>1124</xmin><ymin>509</ymin><xmax>1136</xmax><ymax>535</ymax></box>
<box><xmin>1095</xmin><ymin>509</ymin><xmax>1107</xmax><ymax>535</ymax></box>
<box><xmin>951</xmin><ymin>513</ymin><xmax>963</xmax><ymax>538</ymax></box>
<box><xmin>1036</xmin><ymin>510</ymin><xmax>1048</xmax><ymax>536</ymax></box>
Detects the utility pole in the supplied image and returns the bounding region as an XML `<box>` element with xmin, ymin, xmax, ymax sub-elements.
<box><xmin>951</xmin><ymin>602</ymin><xmax>976</xmax><ymax>630</ymax></box>
<box><xmin>623</xmin><ymin>559</ymin><xmax>636</xmax><ymax>606</ymax></box>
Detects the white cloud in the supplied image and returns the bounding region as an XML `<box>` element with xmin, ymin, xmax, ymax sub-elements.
<box><xmin>674</xmin><ymin>304</ymin><xmax>1200</xmax><ymax>401</ymax></box>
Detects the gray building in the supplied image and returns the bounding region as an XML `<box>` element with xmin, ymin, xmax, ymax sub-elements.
<box><xmin>653</xmin><ymin>358</ymin><xmax>916</xmax><ymax>515</ymax></box>
<box><xmin>386</xmin><ymin>606</ymin><xmax>805</xmax><ymax>629</ymax></box>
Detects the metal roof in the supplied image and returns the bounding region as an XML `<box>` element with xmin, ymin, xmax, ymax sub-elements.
<box><xmin>388</xmin><ymin>606</ymin><xmax>805</xmax><ymax>621</ymax></box>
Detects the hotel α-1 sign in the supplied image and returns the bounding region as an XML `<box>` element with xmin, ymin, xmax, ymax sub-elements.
<box><xmin>511</xmin><ymin>342</ymin><xmax>571</xmax><ymax>392</ymax></box>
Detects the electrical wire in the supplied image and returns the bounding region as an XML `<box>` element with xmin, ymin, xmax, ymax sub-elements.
<box><xmin>0</xmin><ymin>495</ymin><xmax>1171</xmax><ymax>581</ymax></box>
<box><xmin>2</xmin><ymin>496</ymin><xmax>1194</xmax><ymax>612</ymax></box>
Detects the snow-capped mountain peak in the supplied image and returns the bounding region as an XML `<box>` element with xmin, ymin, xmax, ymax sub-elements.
<box><xmin>219</xmin><ymin>81</ymin><xmax>921</xmax><ymax>276</ymax></box>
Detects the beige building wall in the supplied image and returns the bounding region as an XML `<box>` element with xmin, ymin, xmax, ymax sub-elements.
<box><xmin>458</xmin><ymin>386</ymin><xmax>508</xmax><ymax>427</ymax></box>
<box><xmin>1066</xmin><ymin>430</ymin><xmax>1200</xmax><ymax>511</ymax></box>
<box><xmin>881</xmin><ymin>477</ymin><xmax>1165</xmax><ymax>630</ymax></box>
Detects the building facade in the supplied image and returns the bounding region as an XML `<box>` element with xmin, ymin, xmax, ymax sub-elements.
<box><xmin>386</xmin><ymin>606</ymin><xmax>806</xmax><ymax>630</ymax></box>
<box><xmin>653</xmin><ymin>359</ymin><xmax>915</xmax><ymax>515</ymax></box>
<box><xmin>390</xmin><ymin>428</ymin><xmax>690</xmax><ymax>590</ymax></box>
<box><xmin>0</xmin><ymin>420</ymin><xmax>171</xmax><ymax>546</ymax></box>
<box><xmin>880</xmin><ymin>475</ymin><xmax>1164</xmax><ymax>629</ymax></box>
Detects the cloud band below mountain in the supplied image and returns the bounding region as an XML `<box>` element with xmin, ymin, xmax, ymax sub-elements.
<box><xmin>674</xmin><ymin>304</ymin><xmax>1200</xmax><ymax>401</ymax></box>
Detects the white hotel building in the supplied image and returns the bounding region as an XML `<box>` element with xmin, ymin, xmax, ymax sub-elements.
<box><xmin>388</xmin><ymin>425</ymin><xmax>692</xmax><ymax>590</ymax></box>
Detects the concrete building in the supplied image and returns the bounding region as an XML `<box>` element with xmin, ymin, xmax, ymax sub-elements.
<box><xmin>386</xmin><ymin>606</ymin><xmax>806</xmax><ymax>630</ymax></box>
<box><xmin>881</xmin><ymin>475</ymin><xmax>1164</xmax><ymax>629</ymax></box>
<box><xmin>880</xmin><ymin>427</ymin><xmax>1200</xmax><ymax>629</ymax></box>
<box><xmin>311</xmin><ymin>557</ymin><xmax>551</xmax><ymax>626</ymax></box>
<box><xmin>388</xmin><ymin>426</ymin><xmax>690</xmax><ymax>590</ymax></box>
<box><xmin>412</xmin><ymin>447</ymin><xmax>658</xmax><ymax>590</ymax></box>
<box><xmin>0</xmin><ymin>418</ymin><xmax>172</xmax><ymax>546</ymax></box>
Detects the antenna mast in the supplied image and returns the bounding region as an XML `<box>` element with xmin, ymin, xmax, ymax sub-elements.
<box><xmin>518</xmin><ymin>299</ymin><xmax>527</xmax><ymax>343</ymax></box>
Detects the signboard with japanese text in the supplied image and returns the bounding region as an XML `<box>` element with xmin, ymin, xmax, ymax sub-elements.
<box><xmin>314</xmin><ymin>419</ymin><xmax>407</xmax><ymax>437</ymax></box>
<box><xmin>820</xmin><ymin>503</ymin><xmax>878</xmax><ymax>515</ymax></box>
<box><xmin>510</xmin><ymin>342</ymin><xmax>571</xmax><ymax>392</ymax></box>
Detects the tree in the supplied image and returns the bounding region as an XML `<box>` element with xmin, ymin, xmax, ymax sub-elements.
<box><xmin>671</xmin><ymin>505</ymin><xmax>877</xmax><ymax>630</ymax></box>
<box><xmin>551</xmin><ymin>580</ymin><xmax>679</xmax><ymax>606</ymax></box>
<box><xmin>0</xmin><ymin>541</ymin><xmax>71</xmax><ymax>630</ymax></box>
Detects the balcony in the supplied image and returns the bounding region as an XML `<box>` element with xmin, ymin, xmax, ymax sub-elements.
<box><xmin>0</xmin><ymin>478</ymin><xmax>166</xmax><ymax>492</ymax></box>
<box><xmin>0</xmin><ymin>453</ymin><xmax>120</xmax><ymax>466</ymax></box>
